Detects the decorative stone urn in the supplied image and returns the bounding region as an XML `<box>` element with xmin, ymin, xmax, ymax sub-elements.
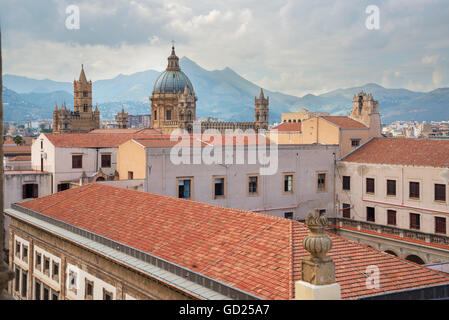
<box><xmin>301</xmin><ymin>209</ymin><xmax>336</xmax><ymax>285</ymax></box>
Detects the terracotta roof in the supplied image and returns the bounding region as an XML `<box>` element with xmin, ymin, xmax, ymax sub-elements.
<box><xmin>132</xmin><ymin>134</ymin><xmax>271</xmax><ymax>148</ymax></box>
<box><xmin>3</xmin><ymin>145</ymin><xmax>31</xmax><ymax>154</ymax></box>
<box><xmin>321</xmin><ymin>116</ymin><xmax>367</xmax><ymax>129</ymax></box>
<box><xmin>16</xmin><ymin>184</ymin><xmax>449</xmax><ymax>300</ymax></box>
<box><xmin>8</xmin><ymin>155</ymin><xmax>31</xmax><ymax>161</ymax></box>
<box><xmin>343</xmin><ymin>138</ymin><xmax>449</xmax><ymax>167</ymax></box>
<box><xmin>43</xmin><ymin>133</ymin><xmax>170</xmax><ymax>148</ymax></box>
<box><xmin>272</xmin><ymin>122</ymin><xmax>302</xmax><ymax>132</ymax></box>
<box><xmin>88</xmin><ymin>128</ymin><xmax>163</xmax><ymax>135</ymax></box>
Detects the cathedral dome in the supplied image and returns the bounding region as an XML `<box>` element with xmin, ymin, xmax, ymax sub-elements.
<box><xmin>153</xmin><ymin>46</ymin><xmax>194</xmax><ymax>94</ymax></box>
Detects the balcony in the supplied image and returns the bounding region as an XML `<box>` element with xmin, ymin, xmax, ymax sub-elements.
<box><xmin>327</xmin><ymin>218</ymin><xmax>449</xmax><ymax>247</ymax></box>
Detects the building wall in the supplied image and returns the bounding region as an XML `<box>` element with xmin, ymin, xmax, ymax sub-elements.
<box><xmin>335</xmin><ymin>161</ymin><xmax>449</xmax><ymax>235</ymax></box>
<box><xmin>3</xmin><ymin>172</ymin><xmax>52</xmax><ymax>249</ymax></box>
<box><xmin>116</xmin><ymin>143</ymin><xmax>338</xmax><ymax>220</ymax></box>
<box><xmin>116</xmin><ymin>140</ymin><xmax>146</xmax><ymax>180</ymax></box>
<box><xmin>8</xmin><ymin>219</ymin><xmax>195</xmax><ymax>300</ymax></box>
<box><xmin>31</xmin><ymin>134</ymin><xmax>118</xmax><ymax>192</ymax></box>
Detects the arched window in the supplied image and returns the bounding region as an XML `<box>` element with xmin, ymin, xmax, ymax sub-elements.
<box><xmin>405</xmin><ymin>255</ymin><xmax>425</xmax><ymax>265</ymax></box>
<box><xmin>384</xmin><ymin>250</ymin><xmax>398</xmax><ymax>257</ymax></box>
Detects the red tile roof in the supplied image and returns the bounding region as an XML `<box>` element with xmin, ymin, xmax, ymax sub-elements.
<box><xmin>343</xmin><ymin>138</ymin><xmax>449</xmax><ymax>168</ymax></box>
<box><xmin>273</xmin><ymin>122</ymin><xmax>302</xmax><ymax>132</ymax></box>
<box><xmin>88</xmin><ymin>128</ymin><xmax>163</xmax><ymax>135</ymax></box>
<box><xmin>3</xmin><ymin>145</ymin><xmax>31</xmax><ymax>155</ymax></box>
<box><xmin>322</xmin><ymin>116</ymin><xmax>367</xmax><ymax>129</ymax></box>
<box><xmin>16</xmin><ymin>184</ymin><xmax>449</xmax><ymax>300</ymax></box>
<box><xmin>132</xmin><ymin>134</ymin><xmax>271</xmax><ymax>148</ymax></box>
<box><xmin>43</xmin><ymin>133</ymin><xmax>170</xmax><ymax>148</ymax></box>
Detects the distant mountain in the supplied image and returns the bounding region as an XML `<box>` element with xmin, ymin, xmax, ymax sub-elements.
<box><xmin>3</xmin><ymin>58</ymin><xmax>449</xmax><ymax>123</ymax></box>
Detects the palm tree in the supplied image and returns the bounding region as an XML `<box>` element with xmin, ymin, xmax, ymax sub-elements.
<box><xmin>0</xmin><ymin>28</ymin><xmax>15</xmax><ymax>300</ymax></box>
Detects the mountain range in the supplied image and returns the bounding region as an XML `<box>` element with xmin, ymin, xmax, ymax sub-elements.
<box><xmin>3</xmin><ymin>57</ymin><xmax>449</xmax><ymax>123</ymax></box>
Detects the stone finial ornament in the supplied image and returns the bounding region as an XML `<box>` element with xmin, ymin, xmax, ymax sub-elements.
<box><xmin>301</xmin><ymin>209</ymin><xmax>336</xmax><ymax>285</ymax></box>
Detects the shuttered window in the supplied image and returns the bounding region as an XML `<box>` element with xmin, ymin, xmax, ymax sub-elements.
<box><xmin>387</xmin><ymin>210</ymin><xmax>397</xmax><ymax>226</ymax></box>
<box><xmin>366</xmin><ymin>178</ymin><xmax>375</xmax><ymax>194</ymax></box>
<box><xmin>435</xmin><ymin>217</ymin><xmax>446</xmax><ymax>234</ymax></box>
<box><xmin>409</xmin><ymin>182</ymin><xmax>420</xmax><ymax>199</ymax></box>
<box><xmin>72</xmin><ymin>155</ymin><xmax>82</xmax><ymax>169</ymax></box>
<box><xmin>410</xmin><ymin>213</ymin><xmax>420</xmax><ymax>230</ymax></box>
<box><xmin>435</xmin><ymin>184</ymin><xmax>446</xmax><ymax>202</ymax></box>
<box><xmin>387</xmin><ymin>180</ymin><xmax>396</xmax><ymax>196</ymax></box>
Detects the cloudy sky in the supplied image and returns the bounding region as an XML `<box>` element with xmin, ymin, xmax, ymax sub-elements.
<box><xmin>1</xmin><ymin>0</ymin><xmax>448</xmax><ymax>96</ymax></box>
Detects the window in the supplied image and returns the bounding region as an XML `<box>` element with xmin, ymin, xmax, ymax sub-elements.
<box><xmin>14</xmin><ymin>267</ymin><xmax>20</xmax><ymax>293</ymax></box>
<box><xmin>128</xmin><ymin>171</ymin><xmax>134</xmax><ymax>180</ymax></box>
<box><xmin>85</xmin><ymin>279</ymin><xmax>94</xmax><ymax>300</ymax></box>
<box><xmin>21</xmin><ymin>271</ymin><xmax>28</xmax><ymax>298</ymax></box>
<box><xmin>342</xmin><ymin>204</ymin><xmax>351</xmax><ymax>219</ymax></box>
<box><xmin>166</xmin><ymin>110</ymin><xmax>172</xmax><ymax>120</ymax></box>
<box><xmin>103</xmin><ymin>288</ymin><xmax>113</xmax><ymax>300</ymax></box>
<box><xmin>387</xmin><ymin>210</ymin><xmax>397</xmax><ymax>226</ymax></box>
<box><xmin>72</xmin><ymin>155</ymin><xmax>83</xmax><ymax>169</ymax></box>
<box><xmin>40</xmin><ymin>140</ymin><xmax>43</xmax><ymax>149</ymax></box>
<box><xmin>83</xmin><ymin>104</ymin><xmax>88</xmax><ymax>112</ymax></box>
<box><xmin>387</xmin><ymin>180</ymin><xmax>396</xmax><ymax>196</ymax></box>
<box><xmin>409</xmin><ymin>182</ymin><xmax>420</xmax><ymax>199</ymax></box>
<box><xmin>435</xmin><ymin>184</ymin><xmax>446</xmax><ymax>202</ymax></box>
<box><xmin>52</xmin><ymin>262</ymin><xmax>60</xmax><ymax>282</ymax></box>
<box><xmin>35</xmin><ymin>252</ymin><xmax>42</xmax><ymax>271</ymax></box>
<box><xmin>317</xmin><ymin>172</ymin><xmax>327</xmax><ymax>192</ymax></box>
<box><xmin>15</xmin><ymin>241</ymin><xmax>20</xmax><ymax>258</ymax></box>
<box><xmin>213</xmin><ymin>177</ymin><xmax>225</xmax><ymax>199</ymax></box>
<box><xmin>248</xmin><ymin>175</ymin><xmax>259</xmax><ymax>196</ymax></box>
<box><xmin>178</xmin><ymin>178</ymin><xmax>192</xmax><ymax>199</ymax></box>
<box><xmin>366</xmin><ymin>178</ymin><xmax>375</xmax><ymax>194</ymax></box>
<box><xmin>83</xmin><ymin>91</ymin><xmax>88</xmax><ymax>97</ymax></box>
<box><xmin>284</xmin><ymin>212</ymin><xmax>294</xmax><ymax>219</ymax></box>
<box><xmin>351</xmin><ymin>139</ymin><xmax>361</xmax><ymax>147</ymax></box>
<box><xmin>342</xmin><ymin>176</ymin><xmax>351</xmax><ymax>191</ymax></box>
<box><xmin>57</xmin><ymin>183</ymin><xmax>70</xmax><ymax>192</ymax></box>
<box><xmin>44</xmin><ymin>257</ymin><xmax>50</xmax><ymax>276</ymax></box>
<box><xmin>68</xmin><ymin>270</ymin><xmax>77</xmax><ymax>293</ymax></box>
<box><xmin>283</xmin><ymin>173</ymin><xmax>294</xmax><ymax>193</ymax></box>
<box><xmin>154</xmin><ymin>110</ymin><xmax>157</xmax><ymax>121</ymax></box>
<box><xmin>22</xmin><ymin>245</ymin><xmax>28</xmax><ymax>263</ymax></box>
<box><xmin>34</xmin><ymin>280</ymin><xmax>41</xmax><ymax>300</ymax></box>
<box><xmin>101</xmin><ymin>154</ymin><xmax>111</xmax><ymax>168</ymax></box>
<box><xmin>52</xmin><ymin>292</ymin><xmax>59</xmax><ymax>300</ymax></box>
<box><xmin>410</xmin><ymin>213</ymin><xmax>420</xmax><ymax>230</ymax></box>
<box><xmin>22</xmin><ymin>184</ymin><xmax>38</xmax><ymax>199</ymax></box>
<box><xmin>367</xmin><ymin>207</ymin><xmax>375</xmax><ymax>222</ymax></box>
<box><xmin>435</xmin><ymin>217</ymin><xmax>446</xmax><ymax>234</ymax></box>
<box><xmin>43</xmin><ymin>286</ymin><xmax>50</xmax><ymax>300</ymax></box>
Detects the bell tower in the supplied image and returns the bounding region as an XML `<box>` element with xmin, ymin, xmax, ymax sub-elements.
<box><xmin>255</xmin><ymin>88</ymin><xmax>269</xmax><ymax>131</ymax></box>
<box><xmin>74</xmin><ymin>64</ymin><xmax>92</xmax><ymax>114</ymax></box>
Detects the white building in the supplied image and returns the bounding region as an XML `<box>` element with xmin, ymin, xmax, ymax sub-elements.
<box><xmin>116</xmin><ymin>136</ymin><xmax>338</xmax><ymax>220</ymax></box>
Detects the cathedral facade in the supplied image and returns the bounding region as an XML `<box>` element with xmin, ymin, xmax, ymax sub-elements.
<box><xmin>150</xmin><ymin>47</ymin><xmax>269</xmax><ymax>134</ymax></box>
<box><xmin>53</xmin><ymin>65</ymin><xmax>100</xmax><ymax>133</ymax></box>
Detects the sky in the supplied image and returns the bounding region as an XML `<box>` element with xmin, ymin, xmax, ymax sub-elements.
<box><xmin>1</xmin><ymin>0</ymin><xmax>448</xmax><ymax>97</ymax></box>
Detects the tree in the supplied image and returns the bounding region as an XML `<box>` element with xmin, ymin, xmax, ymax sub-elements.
<box><xmin>13</xmin><ymin>135</ymin><xmax>24</xmax><ymax>146</ymax></box>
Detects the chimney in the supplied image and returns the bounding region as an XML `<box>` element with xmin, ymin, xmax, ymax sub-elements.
<box><xmin>295</xmin><ymin>209</ymin><xmax>341</xmax><ymax>300</ymax></box>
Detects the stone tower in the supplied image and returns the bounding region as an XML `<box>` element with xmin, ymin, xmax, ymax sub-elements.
<box><xmin>53</xmin><ymin>65</ymin><xmax>100</xmax><ymax>133</ymax></box>
<box><xmin>254</xmin><ymin>88</ymin><xmax>269</xmax><ymax>131</ymax></box>
<box><xmin>177</xmin><ymin>84</ymin><xmax>196</xmax><ymax>133</ymax></box>
<box><xmin>349</xmin><ymin>92</ymin><xmax>381</xmax><ymax>137</ymax></box>
<box><xmin>116</xmin><ymin>107</ymin><xmax>129</xmax><ymax>129</ymax></box>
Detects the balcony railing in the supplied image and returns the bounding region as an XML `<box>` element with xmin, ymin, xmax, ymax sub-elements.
<box><xmin>328</xmin><ymin>218</ymin><xmax>449</xmax><ymax>248</ymax></box>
